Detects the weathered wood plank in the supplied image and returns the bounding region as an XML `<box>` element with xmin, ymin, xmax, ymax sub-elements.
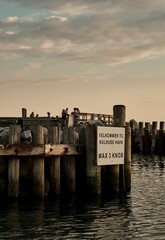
<box><xmin>0</xmin><ymin>144</ymin><xmax>44</xmax><ymax>156</ymax></box>
<box><xmin>0</xmin><ymin>144</ymin><xmax>84</xmax><ymax>156</ymax></box>
<box><xmin>45</xmin><ymin>144</ymin><xmax>83</xmax><ymax>156</ymax></box>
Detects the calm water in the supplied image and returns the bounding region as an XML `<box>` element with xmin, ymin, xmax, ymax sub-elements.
<box><xmin>0</xmin><ymin>154</ymin><xmax>165</xmax><ymax>240</ymax></box>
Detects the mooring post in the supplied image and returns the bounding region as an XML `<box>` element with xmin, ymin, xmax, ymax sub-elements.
<box><xmin>102</xmin><ymin>105</ymin><xmax>126</xmax><ymax>193</ymax></box>
<box><xmin>113</xmin><ymin>105</ymin><xmax>126</xmax><ymax>127</ymax></box>
<box><xmin>61</xmin><ymin>127</ymin><xmax>76</xmax><ymax>193</ymax></box>
<box><xmin>158</xmin><ymin>121</ymin><xmax>165</xmax><ymax>155</ymax></box>
<box><xmin>86</xmin><ymin>124</ymin><xmax>101</xmax><ymax>194</ymax></box>
<box><xmin>48</xmin><ymin>126</ymin><xmax>61</xmax><ymax>195</ymax></box>
<box><xmin>31</xmin><ymin>125</ymin><xmax>45</xmax><ymax>199</ymax></box>
<box><xmin>8</xmin><ymin>124</ymin><xmax>21</xmax><ymax>197</ymax></box>
<box><xmin>151</xmin><ymin>121</ymin><xmax>158</xmax><ymax>153</ymax></box>
<box><xmin>75</xmin><ymin>125</ymin><xmax>86</xmax><ymax>194</ymax></box>
<box><xmin>124</xmin><ymin>126</ymin><xmax>131</xmax><ymax>192</ymax></box>
<box><xmin>138</xmin><ymin>122</ymin><xmax>144</xmax><ymax>152</ymax></box>
<box><xmin>144</xmin><ymin>122</ymin><xmax>151</xmax><ymax>154</ymax></box>
<box><xmin>113</xmin><ymin>105</ymin><xmax>126</xmax><ymax>192</ymax></box>
<box><xmin>22</xmin><ymin>108</ymin><xmax>27</xmax><ymax>118</ymax></box>
<box><xmin>129</xmin><ymin>121</ymin><xmax>135</xmax><ymax>153</ymax></box>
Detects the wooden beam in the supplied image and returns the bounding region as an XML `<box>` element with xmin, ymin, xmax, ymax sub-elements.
<box><xmin>0</xmin><ymin>144</ymin><xmax>84</xmax><ymax>156</ymax></box>
<box><xmin>45</xmin><ymin>144</ymin><xmax>83</xmax><ymax>156</ymax></box>
<box><xmin>0</xmin><ymin>144</ymin><xmax>44</xmax><ymax>156</ymax></box>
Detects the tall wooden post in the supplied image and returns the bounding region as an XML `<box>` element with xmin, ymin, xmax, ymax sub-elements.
<box><xmin>31</xmin><ymin>125</ymin><xmax>45</xmax><ymax>199</ymax></box>
<box><xmin>114</xmin><ymin>105</ymin><xmax>126</xmax><ymax>192</ymax></box>
<box><xmin>75</xmin><ymin>125</ymin><xmax>86</xmax><ymax>194</ymax></box>
<box><xmin>22</xmin><ymin>108</ymin><xmax>27</xmax><ymax>118</ymax></box>
<box><xmin>124</xmin><ymin>126</ymin><xmax>131</xmax><ymax>192</ymax></box>
<box><xmin>8</xmin><ymin>124</ymin><xmax>21</xmax><ymax>197</ymax></box>
<box><xmin>158</xmin><ymin>121</ymin><xmax>165</xmax><ymax>155</ymax></box>
<box><xmin>102</xmin><ymin>105</ymin><xmax>126</xmax><ymax>193</ymax></box>
<box><xmin>151</xmin><ymin>121</ymin><xmax>157</xmax><ymax>153</ymax></box>
<box><xmin>138</xmin><ymin>122</ymin><xmax>144</xmax><ymax>153</ymax></box>
<box><xmin>144</xmin><ymin>122</ymin><xmax>151</xmax><ymax>154</ymax></box>
<box><xmin>48</xmin><ymin>126</ymin><xmax>61</xmax><ymax>195</ymax></box>
<box><xmin>62</xmin><ymin>127</ymin><xmax>76</xmax><ymax>193</ymax></box>
<box><xmin>86</xmin><ymin>124</ymin><xmax>101</xmax><ymax>194</ymax></box>
<box><xmin>113</xmin><ymin>105</ymin><xmax>126</xmax><ymax>127</ymax></box>
<box><xmin>129</xmin><ymin>121</ymin><xmax>135</xmax><ymax>153</ymax></box>
<box><xmin>102</xmin><ymin>105</ymin><xmax>126</xmax><ymax>194</ymax></box>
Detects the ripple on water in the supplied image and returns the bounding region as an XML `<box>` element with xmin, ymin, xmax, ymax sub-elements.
<box><xmin>0</xmin><ymin>154</ymin><xmax>165</xmax><ymax>239</ymax></box>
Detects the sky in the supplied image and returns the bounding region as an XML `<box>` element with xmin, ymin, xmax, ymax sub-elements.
<box><xmin>1</xmin><ymin>0</ymin><xmax>165</xmax><ymax>123</ymax></box>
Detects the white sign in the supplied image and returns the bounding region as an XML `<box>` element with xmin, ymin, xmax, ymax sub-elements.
<box><xmin>97</xmin><ymin>126</ymin><xmax>125</xmax><ymax>166</ymax></box>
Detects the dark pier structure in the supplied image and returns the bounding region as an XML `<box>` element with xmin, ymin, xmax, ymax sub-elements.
<box><xmin>130</xmin><ymin>120</ymin><xmax>165</xmax><ymax>155</ymax></box>
<box><xmin>0</xmin><ymin>106</ymin><xmax>131</xmax><ymax>199</ymax></box>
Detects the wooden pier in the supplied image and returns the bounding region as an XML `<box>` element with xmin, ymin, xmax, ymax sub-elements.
<box><xmin>0</xmin><ymin>105</ymin><xmax>131</xmax><ymax>199</ymax></box>
<box><xmin>130</xmin><ymin>120</ymin><xmax>165</xmax><ymax>155</ymax></box>
<box><xmin>0</xmin><ymin>109</ymin><xmax>113</xmax><ymax>128</ymax></box>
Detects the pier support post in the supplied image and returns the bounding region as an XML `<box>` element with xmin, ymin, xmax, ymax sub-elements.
<box><xmin>86</xmin><ymin>125</ymin><xmax>101</xmax><ymax>194</ymax></box>
<box><xmin>75</xmin><ymin>125</ymin><xmax>86</xmax><ymax>194</ymax></box>
<box><xmin>114</xmin><ymin>105</ymin><xmax>126</xmax><ymax>192</ymax></box>
<box><xmin>8</xmin><ymin>124</ymin><xmax>21</xmax><ymax>197</ymax></box>
<box><xmin>61</xmin><ymin>127</ymin><xmax>76</xmax><ymax>193</ymax></box>
<box><xmin>48</xmin><ymin>126</ymin><xmax>61</xmax><ymax>195</ymax></box>
<box><xmin>151</xmin><ymin>122</ymin><xmax>158</xmax><ymax>153</ymax></box>
<box><xmin>144</xmin><ymin>122</ymin><xmax>151</xmax><ymax>154</ymax></box>
<box><xmin>113</xmin><ymin>105</ymin><xmax>126</xmax><ymax>127</ymax></box>
<box><xmin>139</xmin><ymin>122</ymin><xmax>144</xmax><ymax>153</ymax></box>
<box><xmin>22</xmin><ymin>108</ymin><xmax>27</xmax><ymax>118</ymax></box>
<box><xmin>102</xmin><ymin>105</ymin><xmax>126</xmax><ymax>193</ymax></box>
<box><xmin>124</xmin><ymin>126</ymin><xmax>131</xmax><ymax>192</ymax></box>
<box><xmin>130</xmin><ymin>121</ymin><xmax>135</xmax><ymax>153</ymax></box>
<box><xmin>31</xmin><ymin>125</ymin><xmax>45</xmax><ymax>199</ymax></box>
<box><xmin>158</xmin><ymin>122</ymin><xmax>165</xmax><ymax>155</ymax></box>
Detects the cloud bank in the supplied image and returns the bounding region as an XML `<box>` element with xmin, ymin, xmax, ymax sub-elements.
<box><xmin>0</xmin><ymin>0</ymin><xmax>165</xmax><ymax>66</ymax></box>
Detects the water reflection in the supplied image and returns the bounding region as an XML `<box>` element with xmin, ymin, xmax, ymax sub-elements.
<box><xmin>0</xmin><ymin>154</ymin><xmax>165</xmax><ymax>239</ymax></box>
<box><xmin>133</xmin><ymin>154</ymin><xmax>165</xmax><ymax>169</ymax></box>
<box><xmin>131</xmin><ymin>154</ymin><xmax>165</xmax><ymax>240</ymax></box>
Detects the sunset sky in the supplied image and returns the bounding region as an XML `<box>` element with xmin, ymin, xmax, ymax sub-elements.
<box><xmin>1</xmin><ymin>0</ymin><xmax>165</xmax><ymax>122</ymax></box>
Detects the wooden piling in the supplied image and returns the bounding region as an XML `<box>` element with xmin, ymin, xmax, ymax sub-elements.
<box><xmin>61</xmin><ymin>127</ymin><xmax>76</xmax><ymax>193</ymax></box>
<box><xmin>102</xmin><ymin>105</ymin><xmax>126</xmax><ymax>193</ymax></box>
<box><xmin>22</xmin><ymin>108</ymin><xmax>27</xmax><ymax>118</ymax></box>
<box><xmin>144</xmin><ymin>122</ymin><xmax>151</xmax><ymax>154</ymax></box>
<box><xmin>130</xmin><ymin>121</ymin><xmax>135</xmax><ymax>153</ymax></box>
<box><xmin>113</xmin><ymin>105</ymin><xmax>126</xmax><ymax>127</ymax></box>
<box><xmin>114</xmin><ymin>105</ymin><xmax>126</xmax><ymax>192</ymax></box>
<box><xmin>151</xmin><ymin>121</ymin><xmax>157</xmax><ymax>153</ymax></box>
<box><xmin>48</xmin><ymin>126</ymin><xmax>61</xmax><ymax>195</ymax></box>
<box><xmin>139</xmin><ymin>122</ymin><xmax>144</xmax><ymax>152</ymax></box>
<box><xmin>75</xmin><ymin>125</ymin><xmax>86</xmax><ymax>194</ymax></box>
<box><xmin>124</xmin><ymin>126</ymin><xmax>131</xmax><ymax>192</ymax></box>
<box><xmin>8</xmin><ymin>124</ymin><xmax>21</xmax><ymax>197</ymax></box>
<box><xmin>158</xmin><ymin>121</ymin><xmax>165</xmax><ymax>155</ymax></box>
<box><xmin>31</xmin><ymin>125</ymin><xmax>45</xmax><ymax>198</ymax></box>
<box><xmin>86</xmin><ymin>124</ymin><xmax>101</xmax><ymax>194</ymax></box>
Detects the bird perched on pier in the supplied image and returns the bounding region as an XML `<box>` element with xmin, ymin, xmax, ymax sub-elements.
<box><xmin>30</xmin><ymin>112</ymin><xmax>34</xmax><ymax>117</ymax></box>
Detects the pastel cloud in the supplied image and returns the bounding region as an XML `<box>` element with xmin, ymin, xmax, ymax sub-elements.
<box><xmin>5</xmin><ymin>31</ymin><xmax>15</xmax><ymax>35</ymax></box>
<box><xmin>3</xmin><ymin>16</ymin><xmax>19</xmax><ymax>23</ymax></box>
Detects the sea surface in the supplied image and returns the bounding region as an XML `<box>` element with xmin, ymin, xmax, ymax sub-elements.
<box><xmin>0</xmin><ymin>154</ymin><xmax>165</xmax><ymax>240</ymax></box>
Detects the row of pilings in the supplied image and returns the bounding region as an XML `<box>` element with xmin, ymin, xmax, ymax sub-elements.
<box><xmin>130</xmin><ymin>121</ymin><xmax>165</xmax><ymax>155</ymax></box>
<box><xmin>0</xmin><ymin>105</ymin><xmax>131</xmax><ymax>199</ymax></box>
